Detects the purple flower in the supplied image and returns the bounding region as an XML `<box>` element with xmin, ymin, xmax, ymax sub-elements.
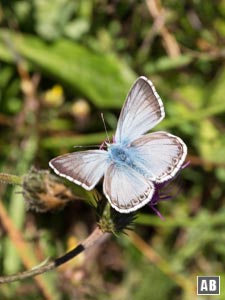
<box><xmin>149</xmin><ymin>162</ymin><xmax>190</xmax><ymax>220</ymax></box>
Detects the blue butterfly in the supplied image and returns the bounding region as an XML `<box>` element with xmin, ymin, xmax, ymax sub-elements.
<box><xmin>49</xmin><ymin>76</ymin><xmax>187</xmax><ymax>213</ymax></box>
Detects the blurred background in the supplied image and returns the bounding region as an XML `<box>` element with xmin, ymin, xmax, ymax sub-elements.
<box><xmin>0</xmin><ymin>0</ymin><xmax>225</xmax><ymax>299</ymax></box>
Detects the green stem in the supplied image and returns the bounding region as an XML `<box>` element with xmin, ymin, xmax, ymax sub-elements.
<box><xmin>0</xmin><ymin>173</ymin><xmax>23</xmax><ymax>185</ymax></box>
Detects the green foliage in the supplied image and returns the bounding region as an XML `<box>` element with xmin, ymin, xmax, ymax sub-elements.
<box><xmin>0</xmin><ymin>29</ymin><xmax>136</xmax><ymax>108</ymax></box>
<box><xmin>0</xmin><ymin>1</ymin><xmax>225</xmax><ymax>299</ymax></box>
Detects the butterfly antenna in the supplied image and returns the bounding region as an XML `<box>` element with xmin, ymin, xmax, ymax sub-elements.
<box><xmin>73</xmin><ymin>145</ymin><xmax>102</xmax><ymax>149</ymax></box>
<box><xmin>101</xmin><ymin>113</ymin><xmax>110</xmax><ymax>143</ymax></box>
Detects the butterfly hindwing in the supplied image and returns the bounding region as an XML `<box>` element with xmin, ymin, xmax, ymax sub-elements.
<box><xmin>49</xmin><ymin>150</ymin><xmax>109</xmax><ymax>190</ymax></box>
<box><xmin>115</xmin><ymin>76</ymin><xmax>165</xmax><ymax>144</ymax></box>
<box><xmin>103</xmin><ymin>163</ymin><xmax>155</xmax><ymax>213</ymax></box>
<box><xmin>131</xmin><ymin>131</ymin><xmax>187</xmax><ymax>183</ymax></box>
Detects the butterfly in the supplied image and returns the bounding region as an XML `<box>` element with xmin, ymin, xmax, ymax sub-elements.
<box><xmin>49</xmin><ymin>76</ymin><xmax>187</xmax><ymax>214</ymax></box>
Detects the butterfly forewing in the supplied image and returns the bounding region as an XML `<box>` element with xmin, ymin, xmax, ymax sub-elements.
<box><xmin>115</xmin><ymin>76</ymin><xmax>165</xmax><ymax>144</ymax></box>
<box><xmin>49</xmin><ymin>150</ymin><xmax>109</xmax><ymax>190</ymax></box>
<box><xmin>103</xmin><ymin>163</ymin><xmax>155</xmax><ymax>213</ymax></box>
<box><xmin>131</xmin><ymin>131</ymin><xmax>187</xmax><ymax>183</ymax></box>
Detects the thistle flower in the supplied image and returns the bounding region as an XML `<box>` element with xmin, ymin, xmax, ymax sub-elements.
<box><xmin>22</xmin><ymin>167</ymin><xmax>76</xmax><ymax>212</ymax></box>
<box><xmin>149</xmin><ymin>162</ymin><xmax>190</xmax><ymax>220</ymax></box>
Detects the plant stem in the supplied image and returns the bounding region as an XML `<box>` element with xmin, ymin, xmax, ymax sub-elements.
<box><xmin>0</xmin><ymin>226</ymin><xmax>110</xmax><ymax>284</ymax></box>
<box><xmin>0</xmin><ymin>173</ymin><xmax>23</xmax><ymax>185</ymax></box>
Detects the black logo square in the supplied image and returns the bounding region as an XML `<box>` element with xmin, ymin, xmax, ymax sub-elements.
<box><xmin>197</xmin><ymin>276</ymin><xmax>220</xmax><ymax>295</ymax></box>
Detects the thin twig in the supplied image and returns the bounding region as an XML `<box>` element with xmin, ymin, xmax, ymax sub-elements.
<box><xmin>0</xmin><ymin>226</ymin><xmax>109</xmax><ymax>284</ymax></box>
